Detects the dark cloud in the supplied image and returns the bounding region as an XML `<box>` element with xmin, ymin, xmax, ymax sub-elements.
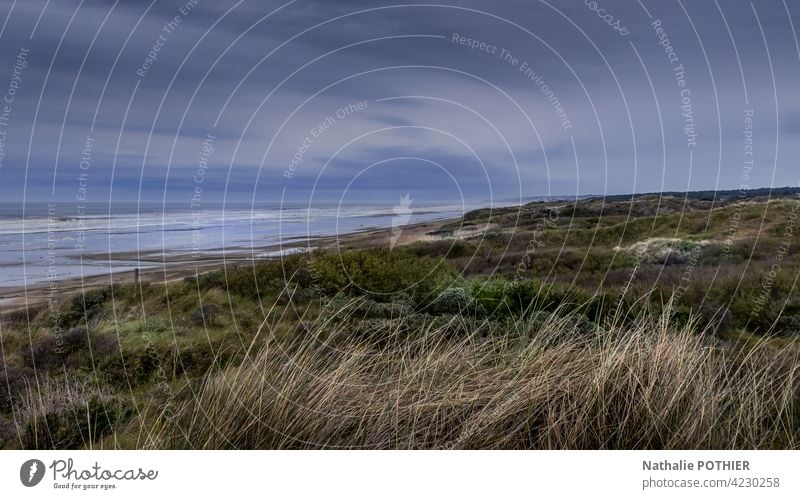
<box><xmin>0</xmin><ymin>0</ymin><xmax>798</xmax><ymax>207</ymax></box>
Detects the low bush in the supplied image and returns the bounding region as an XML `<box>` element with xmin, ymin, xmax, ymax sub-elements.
<box><xmin>0</xmin><ymin>364</ymin><xmax>33</xmax><ymax>412</ymax></box>
<box><xmin>189</xmin><ymin>303</ymin><xmax>220</xmax><ymax>326</ymax></box>
<box><xmin>188</xmin><ymin>254</ymin><xmax>314</xmax><ymax>298</ymax></box>
<box><xmin>23</xmin><ymin>327</ymin><xmax>90</xmax><ymax>371</ymax></box>
<box><xmin>0</xmin><ymin>415</ymin><xmax>14</xmax><ymax>448</ymax></box>
<box><xmin>312</xmin><ymin>248</ymin><xmax>456</xmax><ymax>302</ymax></box>
<box><xmin>53</xmin><ymin>288</ymin><xmax>111</xmax><ymax>329</ymax></box>
<box><xmin>428</xmin><ymin>287</ymin><xmax>472</xmax><ymax>315</ymax></box>
<box><xmin>407</xmin><ymin>240</ymin><xmax>474</xmax><ymax>259</ymax></box>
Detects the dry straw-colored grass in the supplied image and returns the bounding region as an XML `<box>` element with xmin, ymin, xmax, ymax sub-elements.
<box><xmin>9</xmin><ymin>376</ymin><xmax>116</xmax><ymax>449</ymax></box>
<box><xmin>127</xmin><ymin>300</ymin><xmax>800</xmax><ymax>449</ymax></box>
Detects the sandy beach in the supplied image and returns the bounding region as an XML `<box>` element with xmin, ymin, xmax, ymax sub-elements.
<box><xmin>0</xmin><ymin>217</ymin><xmax>457</xmax><ymax>315</ymax></box>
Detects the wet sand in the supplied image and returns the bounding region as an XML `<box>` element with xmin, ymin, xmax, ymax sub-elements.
<box><xmin>0</xmin><ymin>217</ymin><xmax>458</xmax><ymax>314</ymax></box>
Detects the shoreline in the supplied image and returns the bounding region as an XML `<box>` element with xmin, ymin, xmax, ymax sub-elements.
<box><xmin>0</xmin><ymin>217</ymin><xmax>458</xmax><ymax>314</ymax></box>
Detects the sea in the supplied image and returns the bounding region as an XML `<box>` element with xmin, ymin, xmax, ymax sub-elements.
<box><xmin>0</xmin><ymin>201</ymin><xmax>477</xmax><ymax>287</ymax></box>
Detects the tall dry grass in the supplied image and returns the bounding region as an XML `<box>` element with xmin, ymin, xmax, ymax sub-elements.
<box><xmin>10</xmin><ymin>376</ymin><xmax>118</xmax><ymax>449</ymax></box>
<box><xmin>128</xmin><ymin>299</ymin><xmax>800</xmax><ymax>449</ymax></box>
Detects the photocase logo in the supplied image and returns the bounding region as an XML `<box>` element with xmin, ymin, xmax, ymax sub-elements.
<box><xmin>20</xmin><ymin>459</ymin><xmax>45</xmax><ymax>487</ymax></box>
<box><xmin>390</xmin><ymin>193</ymin><xmax>413</xmax><ymax>249</ymax></box>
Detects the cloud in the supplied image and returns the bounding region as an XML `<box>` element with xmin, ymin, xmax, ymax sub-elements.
<box><xmin>0</xmin><ymin>0</ymin><xmax>798</xmax><ymax>204</ymax></box>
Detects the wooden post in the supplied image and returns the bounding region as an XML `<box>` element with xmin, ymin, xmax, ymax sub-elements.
<box><xmin>134</xmin><ymin>267</ymin><xmax>140</xmax><ymax>286</ymax></box>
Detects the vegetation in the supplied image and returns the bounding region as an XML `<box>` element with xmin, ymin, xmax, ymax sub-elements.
<box><xmin>1</xmin><ymin>189</ymin><xmax>799</xmax><ymax>449</ymax></box>
<box><xmin>139</xmin><ymin>305</ymin><xmax>800</xmax><ymax>449</ymax></box>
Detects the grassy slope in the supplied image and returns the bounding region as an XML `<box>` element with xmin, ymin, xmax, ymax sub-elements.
<box><xmin>1</xmin><ymin>190</ymin><xmax>799</xmax><ymax>449</ymax></box>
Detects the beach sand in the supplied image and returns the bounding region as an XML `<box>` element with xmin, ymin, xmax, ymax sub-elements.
<box><xmin>0</xmin><ymin>217</ymin><xmax>458</xmax><ymax>315</ymax></box>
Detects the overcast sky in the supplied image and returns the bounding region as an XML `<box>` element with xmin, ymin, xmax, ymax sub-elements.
<box><xmin>0</xmin><ymin>0</ymin><xmax>798</xmax><ymax>207</ymax></box>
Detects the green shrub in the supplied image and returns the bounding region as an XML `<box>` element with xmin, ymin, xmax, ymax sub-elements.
<box><xmin>407</xmin><ymin>240</ymin><xmax>474</xmax><ymax>259</ymax></box>
<box><xmin>188</xmin><ymin>270</ymin><xmax>224</xmax><ymax>288</ymax></box>
<box><xmin>312</xmin><ymin>248</ymin><xmax>456</xmax><ymax>302</ymax></box>
<box><xmin>345</xmin><ymin>297</ymin><xmax>414</xmax><ymax>319</ymax></box>
<box><xmin>189</xmin><ymin>255</ymin><xmax>314</xmax><ymax>298</ymax></box>
<box><xmin>189</xmin><ymin>303</ymin><xmax>220</xmax><ymax>326</ymax></box>
<box><xmin>0</xmin><ymin>364</ymin><xmax>33</xmax><ymax>412</ymax></box>
<box><xmin>52</xmin><ymin>287</ymin><xmax>111</xmax><ymax>329</ymax></box>
<box><xmin>467</xmin><ymin>278</ymin><xmax>510</xmax><ymax>315</ymax></box>
<box><xmin>23</xmin><ymin>327</ymin><xmax>90</xmax><ymax>371</ymax></box>
<box><xmin>428</xmin><ymin>287</ymin><xmax>472</xmax><ymax>315</ymax></box>
<box><xmin>465</xmin><ymin>278</ymin><xmax>616</xmax><ymax>323</ymax></box>
<box><xmin>0</xmin><ymin>416</ymin><xmax>14</xmax><ymax>449</ymax></box>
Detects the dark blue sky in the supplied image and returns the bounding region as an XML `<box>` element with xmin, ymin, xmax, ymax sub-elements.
<box><xmin>0</xmin><ymin>0</ymin><xmax>798</xmax><ymax>207</ymax></box>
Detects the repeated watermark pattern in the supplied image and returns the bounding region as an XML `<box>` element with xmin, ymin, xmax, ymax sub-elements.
<box><xmin>584</xmin><ymin>1</ymin><xmax>630</xmax><ymax>36</ymax></box>
<box><xmin>284</xmin><ymin>100</ymin><xmax>369</xmax><ymax>180</ymax></box>
<box><xmin>191</xmin><ymin>133</ymin><xmax>215</xmax><ymax>258</ymax></box>
<box><xmin>136</xmin><ymin>1</ymin><xmax>198</xmax><ymax>79</ymax></box>
<box><xmin>0</xmin><ymin>46</ymin><xmax>28</xmax><ymax>170</ymax></box>
<box><xmin>451</xmin><ymin>33</ymin><xmax>572</xmax><ymax>131</ymax></box>
<box><xmin>651</xmin><ymin>19</ymin><xmax>697</xmax><ymax>148</ymax></box>
<box><xmin>0</xmin><ymin>0</ymin><xmax>799</xmax><ymax>461</ymax></box>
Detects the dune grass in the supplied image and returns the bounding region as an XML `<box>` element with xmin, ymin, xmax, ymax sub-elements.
<box><xmin>112</xmin><ymin>297</ymin><xmax>800</xmax><ymax>450</ymax></box>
